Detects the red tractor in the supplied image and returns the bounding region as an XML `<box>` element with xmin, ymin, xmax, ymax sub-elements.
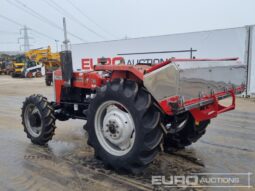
<box><xmin>21</xmin><ymin>50</ymin><xmax>246</xmax><ymax>173</ymax></box>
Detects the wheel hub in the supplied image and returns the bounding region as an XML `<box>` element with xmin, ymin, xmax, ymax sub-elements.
<box><xmin>94</xmin><ymin>100</ymin><xmax>136</xmax><ymax>156</ymax></box>
<box><xmin>102</xmin><ymin>106</ymin><xmax>134</xmax><ymax>150</ymax></box>
<box><xmin>29</xmin><ymin>113</ymin><xmax>41</xmax><ymax>127</ymax></box>
<box><xmin>108</xmin><ymin>121</ymin><xmax>117</xmax><ymax>134</ymax></box>
<box><xmin>105</xmin><ymin>119</ymin><xmax>121</xmax><ymax>140</ymax></box>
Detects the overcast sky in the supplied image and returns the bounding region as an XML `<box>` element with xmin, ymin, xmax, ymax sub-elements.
<box><xmin>0</xmin><ymin>0</ymin><xmax>254</xmax><ymax>52</ymax></box>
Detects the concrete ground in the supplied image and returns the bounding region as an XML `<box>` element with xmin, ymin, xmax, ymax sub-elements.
<box><xmin>0</xmin><ymin>75</ymin><xmax>254</xmax><ymax>191</ymax></box>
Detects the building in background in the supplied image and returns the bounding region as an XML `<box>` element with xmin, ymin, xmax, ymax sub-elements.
<box><xmin>71</xmin><ymin>25</ymin><xmax>255</xmax><ymax>97</ymax></box>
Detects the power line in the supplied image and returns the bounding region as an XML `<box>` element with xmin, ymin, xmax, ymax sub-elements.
<box><xmin>0</xmin><ymin>42</ymin><xmax>18</xmax><ymax>44</ymax></box>
<box><xmin>0</xmin><ymin>14</ymin><xmax>22</xmax><ymax>27</ymax></box>
<box><xmin>0</xmin><ymin>13</ymin><xmax>54</xmax><ymax>41</ymax></box>
<box><xmin>4</xmin><ymin>0</ymin><xmax>58</xmax><ymax>40</ymax></box>
<box><xmin>11</xmin><ymin>0</ymin><xmax>62</xmax><ymax>32</ymax></box>
<box><xmin>10</xmin><ymin>0</ymin><xmax>50</xmax><ymax>25</ymax></box>
<box><xmin>65</xmin><ymin>0</ymin><xmax>118</xmax><ymax>39</ymax></box>
<box><xmin>32</xmin><ymin>29</ymin><xmax>57</xmax><ymax>41</ymax></box>
<box><xmin>49</xmin><ymin>0</ymin><xmax>106</xmax><ymax>40</ymax></box>
<box><xmin>7</xmin><ymin>0</ymin><xmax>58</xmax><ymax>31</ymax></box>
<box><xmin>0</xmin><ymin>13</ymin><xmax>60</xmax><ymax>49</ymax></box>
<box><xmin>44</xmin><ymin>0</ymin><xmax>106</xmax><ymax>40</ymax></box>
<box><xmin>30</xmin><ymin>30</ymin><xmax>54</xmax><ymax>41</ymax></box>
<box><xmin>6</xmin><ymin>0</ymin><xmax>86</xmax><ymax>42</ymax></box>
<box><xmin>0</xmin><ymin>30</ymin><xmax>19</xmax><ymax>34</ymax></box>
<box><xmin>12</xmin><ymin>0</ymin><xmax>86</xmax><ymax>42</ymax></box>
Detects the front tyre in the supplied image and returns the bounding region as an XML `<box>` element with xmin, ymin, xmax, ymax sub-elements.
<box><xmin>21</xmin><ymin>94</ymin><xmax>56</xmax><ymax>145</ymax></box>
<box><xmin>86</xmin><ymin>79</ymin><xmax>163</xmax><ymax>173</ymax></box>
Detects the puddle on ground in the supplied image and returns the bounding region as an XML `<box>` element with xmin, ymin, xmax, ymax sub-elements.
<box><xmin>48</xmin><ymin>140</ymin><xmax>77</xmax><ymax>157</ymax></box>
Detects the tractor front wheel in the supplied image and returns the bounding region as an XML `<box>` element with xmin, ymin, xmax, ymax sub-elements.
<box><xmin>21</xmin><ymin>94</ymin><xmax>56</xmax><ymax>145</ymax></box>
<box><xmin>86</xmin><ymin>79</ymin><xmax>163</xmax><ymax>173</ymax></box>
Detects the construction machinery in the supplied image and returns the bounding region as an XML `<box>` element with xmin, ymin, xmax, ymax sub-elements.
<box><xmin>0</xmin><ymin>59</ymin><xmax>4</xmax><ymax>74</ymax></box>
<box><xmin>0</xmin><ymin>54</ymin><xmax>22</xmax><ymax>76</ymax></box>
<box><xmin>22</xmin><ymin>60</ymin><xmax>43</xmax><ymax>78</ymax></box>
<box><xmin>10</xmin><ymin>46</ymin><xmax>60</xmax><ymax>78</ymax></box>
<box><xmin>3</xmin><ymin>60</ymin><xmax>13</xmax><ymax>75</ymax></box>
<box><xmin>0</xmin><ymin>60</ymin><xmax>11</xmax><ymax>75</ymax></box>
<box><xmin>11</xmin><ymin>54</ymin><xmax>26</xmax><ymax>77</ymax></box>
<box><xmin>11</xmin><ymin>54</ymin><xmax>41</xmax><ymax>78</ymax></box>
<box><xmin>21</xmin><ymin>20</ymin><xmax>246</xmax><ymax>173</ymax></box>
<box><xmin>25</xmin><ymin>46</ymin><xmax>60</xmax><ymax>81</ymax></box>
<box><xmin>25</xmin><ymin>46</ymin><xmax>60</xmax><ymax>67</ymax></box>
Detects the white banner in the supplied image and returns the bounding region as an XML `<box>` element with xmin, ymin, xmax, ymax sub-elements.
<box><xmin>72</xmin><ymin>27</ymin><xmax>246</xmax><ymax>71</ymax></box>
<box><xmin>249</xmin><ymin>26</ymin><xmax>255</xmax><ymax>95</ymax></box>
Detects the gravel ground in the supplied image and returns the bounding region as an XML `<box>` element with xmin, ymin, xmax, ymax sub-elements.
<box><xmin>0</xmin><ymin>75</ymin><xmax>254</xmax><ymax>191</ymax></box>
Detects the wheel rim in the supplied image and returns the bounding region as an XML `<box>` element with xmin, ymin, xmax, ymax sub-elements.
<box><xmin>36</xmin><ymin>72</ymin><xmax>42</xmax><ymax>77</ymax></box>
<box><xmin>24</xmin><ymin>104</ymin><xmax>43</xmax><ymax>137</ymax></box>
<box><xmin>27</xmin><ymin>72</ymin><xmax>32</xmax><ymax>78</ymax></box>
<box><xmin>168</xmin><ymin>114</ymin><xmax>189</xmax><ymax>134</ymax></box>
<box><xmin>94</xmin><ymin>101</ymin><xmax>136</xmax><ymax>156</ymax></box>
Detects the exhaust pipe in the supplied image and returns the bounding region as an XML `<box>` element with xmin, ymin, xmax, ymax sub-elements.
<box><xmin>60</xmin><ymin>50</ymin><xmax>73</xmax><ymax>87</ymax></box>
<box><xmin>60</xmin><ymin>17</ymin><xmax>73</xmax><ymax>87</ymax></box>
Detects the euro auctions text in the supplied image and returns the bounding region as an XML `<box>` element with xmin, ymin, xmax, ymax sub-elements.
<box><xmin>152</xmin><ymin>173</ymin><xmax>253</xmax><ymax>188</ymax></box>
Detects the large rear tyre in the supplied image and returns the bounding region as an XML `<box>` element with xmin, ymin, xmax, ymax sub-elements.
<box><xmin>21</xmin><ymin>94</ymin><xmax>56</xmax><ymax>145</ymax></box>
<box><xmin>163</xmin><ymin>114</ymin><xmax>210</xmax><ymax>153</ymax></box>
<box><xmin>86</xmin><ymin>79</ymin><xmax>163</xmax><ymax>173</ymax></box>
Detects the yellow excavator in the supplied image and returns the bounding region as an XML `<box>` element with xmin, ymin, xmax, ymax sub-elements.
<box><xmin>25</xmin><ymin>46</ymin><xmax>60</xmax><ymax>64</ymax></box>
<box><xmin>24</xmin><ymin>46</ymin><xmax>60</xmax><ymax>79</ymax></box>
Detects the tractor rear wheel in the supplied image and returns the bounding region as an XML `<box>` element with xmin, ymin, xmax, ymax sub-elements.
<box><xmin>21</xmin><ymin>94</ymin><xmax>56</xmax><ymax>145</ymax></box>
<box><xmin>163</xmin><ymin>114</ymin><xmax>210</xmax><ymax>153</ymax></box>
<box><xmin>86</xmin><ymin>79</ymin><xmax>163</xmax><ymax>173</ymax></box>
